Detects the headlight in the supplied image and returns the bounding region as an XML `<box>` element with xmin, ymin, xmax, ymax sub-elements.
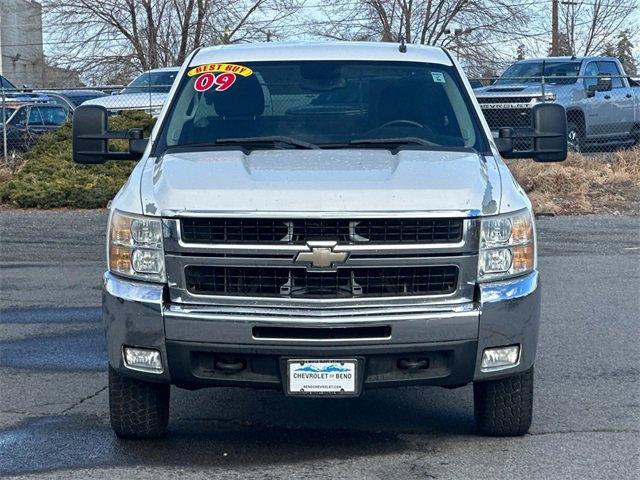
<box><xmin>478</xmin><ymin>210</ymin><xmax>535</xmax><ymax>281</ymax></box>
<box><xmin>108</xmin><ymin>210</ymin><xmax>165</xmax><ymax>282</ymax></box>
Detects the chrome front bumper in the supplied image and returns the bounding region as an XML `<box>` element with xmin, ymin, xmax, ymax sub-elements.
<box><xmin>103</xmin><ymin>270</ymin><xmax>540</xmax><ymax>386</ymax></box>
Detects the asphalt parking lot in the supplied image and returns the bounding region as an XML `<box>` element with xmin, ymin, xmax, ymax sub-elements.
<box><xmin>0</xmin><ymin>210</ymin><xmax>638</xmax><ymax>479</ymax></box>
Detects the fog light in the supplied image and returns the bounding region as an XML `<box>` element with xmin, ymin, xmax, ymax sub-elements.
<box><xmin>123</xmin><ymin>347</ymin><xmax>163</xmax><ymax>373</ymax></box>
<box><xmin>481</xmin><ymin>345</ymin><xmax>520</xmax><ymax>372</ymax></box>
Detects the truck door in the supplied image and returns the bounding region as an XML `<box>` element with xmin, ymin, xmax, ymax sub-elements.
<box><xmin>582</xmin><ymin>61</ymin><xmax>610</xmax><ymax>139</ymax></box>
<box><xmin>597</xmin><ymin>60</ymin><xmax>635</xmax><ymax>137</ymax></box>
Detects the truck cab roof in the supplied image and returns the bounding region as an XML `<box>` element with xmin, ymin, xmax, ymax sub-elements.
<box><xmin>514</xmin><ymin>56</ymin><xmax>618</xmax><ymax>63</ymax></box>
<box><xmin>190</xmin><ymin>41</ymin><xmax>454</xmax><ymax>67</ymax></box>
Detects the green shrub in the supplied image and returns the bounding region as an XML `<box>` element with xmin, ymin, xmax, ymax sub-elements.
<box><xmin>0</xmin><ymin>111</ymin><xmax>155</xmax><ymax>208</ymax></box>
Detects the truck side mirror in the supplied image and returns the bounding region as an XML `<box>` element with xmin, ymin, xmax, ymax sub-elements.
<box><xmin>495</xmin><ymin>127</ymin><xmax>514</xmax><ymax>155</ymax></box>
<box><xmin>73</xmin><ymin>105</ymin><xmax>108</xmax><ymax>164</ymax></box>
<box><xmin>72</xmin><ymin>105</ymin><xmax>148</xmax><ymax>164</ymax></box>
<box><xmin>531</xmin><ymin>103</ymin><xmax>567</xmax><ymax>162</ymax></box>
<box><xmin>499</xmin><ymin>103</ymin><xmax>567</xmax><ymax>162</ymax></box>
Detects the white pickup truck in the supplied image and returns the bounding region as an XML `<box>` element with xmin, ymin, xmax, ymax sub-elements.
<box><xmin>71</xmin><ymin>42</ymin><xmax>567</xmax><ymax>439</ymax></box>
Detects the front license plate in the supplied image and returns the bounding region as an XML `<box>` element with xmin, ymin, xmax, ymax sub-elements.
<box><xmin>287</xmin><ymin>359</ymin><xmax>357</xmax><ymax>395</ymax></box>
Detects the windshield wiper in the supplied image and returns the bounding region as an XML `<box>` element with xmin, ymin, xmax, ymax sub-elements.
<box><xmin>215</xmin><ymin>136</ymin><xmax>320</xmax><ymax>150</ymax></box>
<box><xmin>350</xmin><ymin>137</ymin><xmax>438</xmax><ymax>147</ymax></box>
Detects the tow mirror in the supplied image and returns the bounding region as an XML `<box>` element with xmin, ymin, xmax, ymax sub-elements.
<box><xmin>495</xmin><ymin>128</ymin><xmax>514</xmax><ymax>155</ymax></box>
<box><xmin>531</xmin><ymin>103</ymin><xmax>567</xmax><ymax>162</ymax></box>
<box><xmin>72</xmin><ymin>105</ymin><xmax>148</xmax><ymax>164</ymax></box>
<box><xmin>498</xmin><ymin>103</ymin><xmax>567</xmax><ymax>162</ymax></box>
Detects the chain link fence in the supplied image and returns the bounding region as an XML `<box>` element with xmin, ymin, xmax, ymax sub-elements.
<box><xmin>470</xmin><ymin>75</ymin><xmax>640</xmax><ymax>154</ymax></box>
<box><xmin>1</xmin><ymin>74</ymin><xmax>639</xmax><ymax>162</ymax></box>
<box><xmin>0</xmin><ymin>84</ymin><xmax>165</xmax><ymax>164</ymax></box>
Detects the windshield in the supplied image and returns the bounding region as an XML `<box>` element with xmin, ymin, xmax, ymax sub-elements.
<box><xmin>156</xmin><ymin>61</ymin><xmax>487</xmax><ymax>154</ymax></box>
<box><xmin>121</xmin><ymin>70</ymin><xmax>178</xmax><ymax>94</ymax></box>
<box><xmin>1</xmin><ymin>75</ymin><xmax>15</xmax><ymax>89</ymax></box>
<box><xmin>496</xmin><ymin>61</ymin><xmax>582</xmax><ymax>85</ymax></box>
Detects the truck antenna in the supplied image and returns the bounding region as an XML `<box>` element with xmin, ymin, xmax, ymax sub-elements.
<box><xmin>399</xmin><ymin>36</ymin><xmax>407</xmax><ymax>53</ymax></box>
<box><xmin>398</xmin><ymin>19</ymin><xmax>407</xmax><ymax>53</ymax></box>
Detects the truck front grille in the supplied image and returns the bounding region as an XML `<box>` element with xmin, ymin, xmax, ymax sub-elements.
<box><xmin>181</xmin><ymin>218</ymin><xmax>463</xmax><ymax>245</ymax></box>
<box><xmin>481</xmin><ymin>108</ymin><xmax>532</xmax><ymax>129</ymax></box>
<box><xmin>477</xmin><ymin>96</ymin><xmax>534</xmax><ymax>104</ymax></box>
<box><xmin>480</xmin><ymin>108</ymin><xmax>533</xmax><ymax>151</ymax></box>
<box><xmin>185</xmin><ymin>265</ymin><xmax>459</xmax><ymax>298</ymax></box>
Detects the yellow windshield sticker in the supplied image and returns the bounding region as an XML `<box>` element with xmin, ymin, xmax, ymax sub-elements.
<box><xmin>187</xmin><ymin>63</ymin><xmax>253</xmax><ymax>77</ymax></box>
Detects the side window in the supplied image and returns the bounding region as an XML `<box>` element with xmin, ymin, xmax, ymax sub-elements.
<box><xmin>583</xmin><ymin>62</ymin><xmax>599</xmax><ymax>89</ymax></box>
<box><xmin>596</xmin><ymin>61</ymin><xmax>623</xmax><ymax>88</ymax></box>
<box><xmin>11</xmin><ymin>108</ymin><xmax>27</xmax><ymax>126</ymax></box>
<box><xmin>41</xmin><ymin>107</ymin><xmax>68</xmax><ymax>125</ymax></box>
<box><xmin>28</xmin><ymin>107</ymin><xmax>44</xmax><ymax>126</ymax></box>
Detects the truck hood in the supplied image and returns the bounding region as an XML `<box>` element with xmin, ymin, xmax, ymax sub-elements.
<box><xmin>474</xmin><ymin>83</ymin><xmax>566</xmax><ymax>97</ymax></box>
<box><xmin>140</xmin><ymin>149</ymin><xmax>502</xmax><ymax>217</ymax></box>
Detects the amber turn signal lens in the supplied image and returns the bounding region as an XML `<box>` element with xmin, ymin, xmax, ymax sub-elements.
<box><xmin>110</xmin><ymin>213</ymin><xmax>132</xmax><ymax>245</ymax></box>
<box><xmin>109</xmin><ymin>245</ymin><xmax>132</xmax><ymax>272</ymax></box>
<box><xmin>511</xmin><ymin>215</ymin><xmax>533</xmax><ymax>245</ymax></box>
<box><xmin>511</xmin><ymin>244</ymin><xmax>534</xmax><ymax>272</ymax></box>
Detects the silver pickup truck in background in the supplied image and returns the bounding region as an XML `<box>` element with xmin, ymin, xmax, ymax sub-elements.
<box><xmin>72</xmin><ymin>42</ymin><xmax>568</xmax><ymax>440</ymax></box>
<box><xmin>474</xmin><ymin>56</ymin><xmax>640</xmax><ymax>152</ymax></box>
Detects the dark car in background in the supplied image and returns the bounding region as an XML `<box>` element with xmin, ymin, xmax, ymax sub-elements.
<box><xmin>1</xmin><ymin>103</ymin><xmax>68</xmax><ymax>154</ymax></box>
<box><xmin>36</xmin><ymin>90</ymin><xmax>108</xmax><ymax>115</ymax></box>
<box><xmin>1</xmin><ymin>75</ymin><xmax>16</xmax><ymax>90</ymax></box>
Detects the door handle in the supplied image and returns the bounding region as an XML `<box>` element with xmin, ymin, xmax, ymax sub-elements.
<box><xmin>604</xmin><ymin>95</ymin><xmax>611</xmax><ymax>100</ymax></box>
<box><xmin>626</xmin><ymin>94</ymin><xmax>633</xmax><ymax>98</ymax></box>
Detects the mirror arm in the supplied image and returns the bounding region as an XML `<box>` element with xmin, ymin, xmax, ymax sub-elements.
<box><xmin>76</xmin><ymin>129</ymin><xmax>142</xmax><ymax>141</ymax></box>
<box><xmin>74</xmin><ymin>151</ymin><xmax>139</xmax><ymax>161</ymax></box>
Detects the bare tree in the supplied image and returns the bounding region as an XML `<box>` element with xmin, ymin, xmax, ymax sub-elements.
<box><xmin>42</xmin><ymin>0</ymin><xmax>301</xmax><ymax>83</ymax></box>
<box><xmin>559</xmin><ymin>0</ymin><xmax>639</xmax><ymax>56</ymax></box>
<box><xmin>310</xmin><ymin>0</ymin><xmax>536</xmax><ymax>76</ymax></box>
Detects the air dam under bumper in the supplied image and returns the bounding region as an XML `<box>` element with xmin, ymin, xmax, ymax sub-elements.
<box><xmin>103</xmin><ymin>271</ymin><xmax>540</xmax><ymax>389</ymax></box>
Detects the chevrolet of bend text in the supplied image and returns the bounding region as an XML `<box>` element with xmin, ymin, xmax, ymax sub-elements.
<box><xmin>72</xmin><ymin>42</ymin><xmax>567</xmax><ymax>438</ymax></box>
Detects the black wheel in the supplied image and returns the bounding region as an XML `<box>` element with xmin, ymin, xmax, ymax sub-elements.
<box><xmin>108</xmin><ymin>366</ymin><xmax>170</xmax><ymax>439</ymax></box>
<box><xmin>567</xmin><ymin>121</ymin><xmax>585</xmax><ymax>153</ymax></box>
<box><xmin>474</xmin><ymin>366</ymin><xmax>533</xmax><ymax>437</ymax></box>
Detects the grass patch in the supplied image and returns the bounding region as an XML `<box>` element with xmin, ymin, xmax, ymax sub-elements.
<box><xmin>508</xmin><ymin>149</ymin><xmax>640</xmax><ymax>215</ymax></box>
<box><xmin>0</xmin><ymin>111</ymin><xmax>154</xmax><ymax>209</ymax></box>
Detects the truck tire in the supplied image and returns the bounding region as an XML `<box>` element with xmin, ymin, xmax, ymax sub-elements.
<box><xmin>473</xmin><ymin>366</ymin><xmax>533</xmax><ymax>437</ymax></box>
<box><xmin>108</xmin><ymin>366</ymin><xmax>170</xmax><ymax>439</ymax></box>
<box><xmin>566</xmin><ymin>122</ymin><xmax>584</xmax><ymax>153</ymax></box>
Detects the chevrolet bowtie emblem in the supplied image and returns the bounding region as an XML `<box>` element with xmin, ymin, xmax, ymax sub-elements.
<box><xmin>294</xmin><ymin>241</ymin><xmax>348</xmax><ymax>269</ymax></box>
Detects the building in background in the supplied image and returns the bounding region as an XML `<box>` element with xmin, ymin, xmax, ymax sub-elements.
<box><xmin>42</xmin><ymin>62</ymin><xmax>82</xmax><ymax>88</ymax></box>
<box><xmin>0</xmin><ymin>0</ymin><xmax>44</xmax><ymax>87</ymax></box>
